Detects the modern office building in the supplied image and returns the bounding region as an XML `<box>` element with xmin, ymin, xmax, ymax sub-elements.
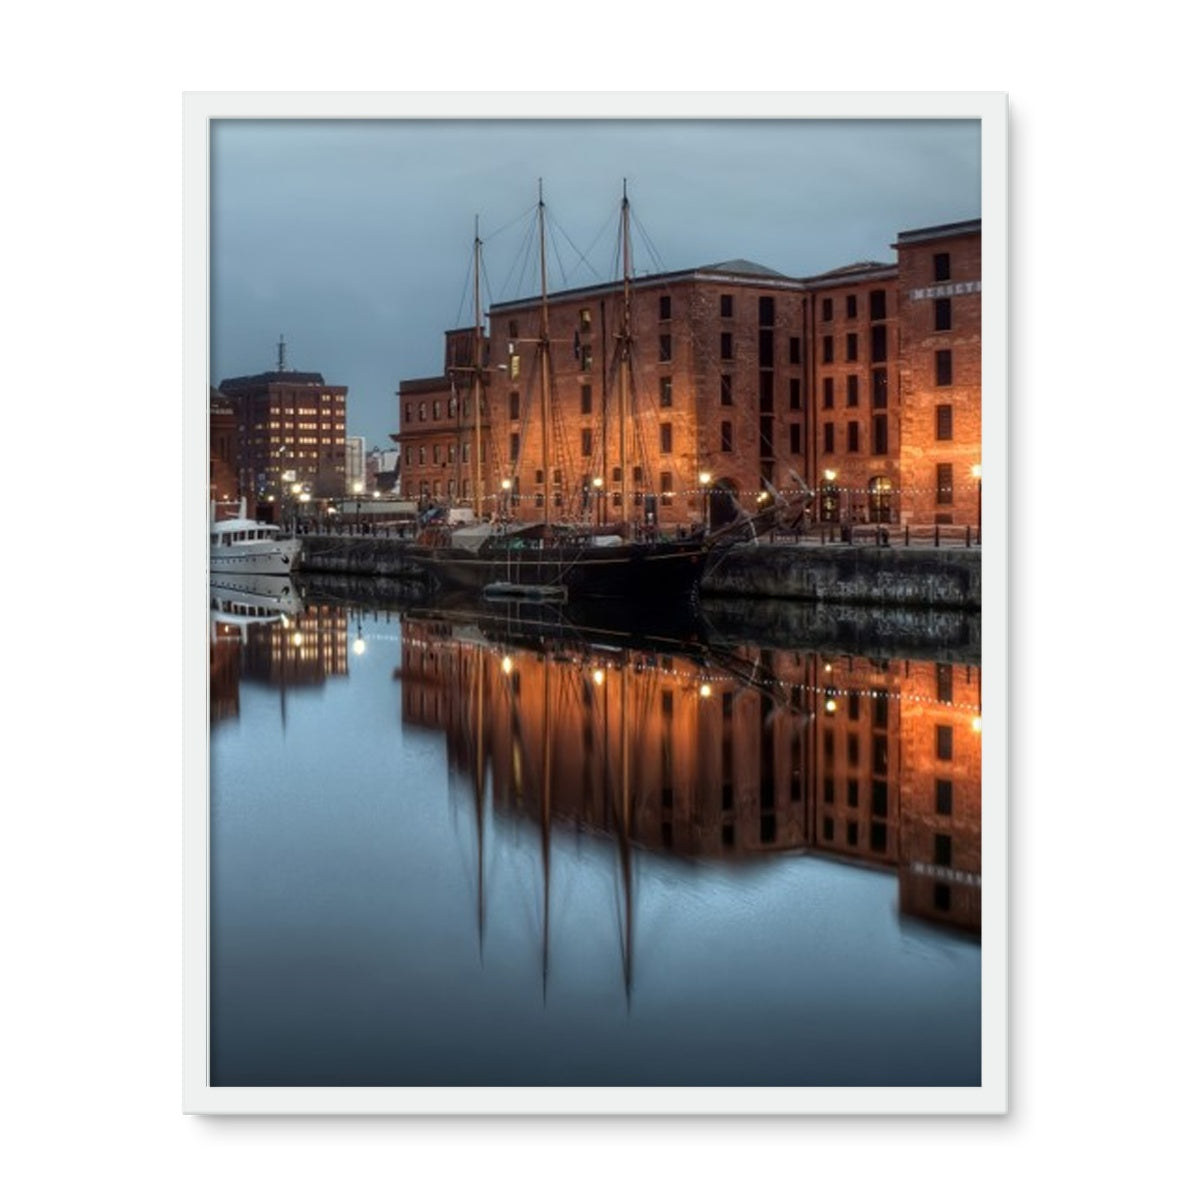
<box><xmin>217</xmin><ymin>354</ymin><xmax>348</xmax><ymax>507</ymax></box>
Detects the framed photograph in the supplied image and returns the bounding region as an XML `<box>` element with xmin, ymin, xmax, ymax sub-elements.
<box><xmin>185</xmin><ymin>92</ymin><xmax>1007</xmax><ymax>1115</ymax></box>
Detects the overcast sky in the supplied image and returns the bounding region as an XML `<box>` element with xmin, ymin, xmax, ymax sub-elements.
<box><xmin>211</xmin><ymin>119</ymin><xmax>980</xmax><ymax>450</ymax></box>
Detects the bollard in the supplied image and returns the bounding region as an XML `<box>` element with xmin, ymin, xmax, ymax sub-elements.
<box><xmin>966</xmin><ymin>526</ymin><xmax>972</xmax><ymax>548</ymax></box>
<box><xmin>934</xmin><ymin>524</ymin><xmax>940</xmax><ymax>548</ymax></box>
<box><xmin>905</xmin><ymin>525</ymin><xmax>910</xmax><ymax>546</ymax></box>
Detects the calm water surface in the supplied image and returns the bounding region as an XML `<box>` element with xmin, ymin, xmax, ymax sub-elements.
<box><xmin>210</xmin><ymin>587</ymin><xmax>981</xmax><ymax>1086</ymax></box>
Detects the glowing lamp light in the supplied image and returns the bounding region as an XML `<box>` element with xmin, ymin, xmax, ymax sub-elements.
<box><xmin>699</xmin><ymin>684</ymin><xmax>712</xmax><ymax>699</ymax></box>
<box><xmin>699</xmin><ymin>471</ymin><xmax>712</xmax><ymax>486</ymax></box>
<box><xmin>592</xmin><ymin>476</ymin><xmax>603</xmax><ymax>489</ymax></box>
<box><xmin>971</xmin><ymin>464</ymin><xmax>982</xmax><ymax>480</ymax></box>
<box><xmin>353</xmin><ymin>636</ymin><xmax>366</xmax><ymax>656</ymax></box>
<box><xmin>501</xmin><ymin>479</ymin><xmax>512</xmax><ymax>491</ymax></box>
<box><xmin>972</xmin><ymin>716</ymin><xmax>982</xmax><ymax>733</ymax></box>
<box><xmin>291</xmin><ymin>483</ymin><xmax>302</xmax><ymax>495</ymax></box>
<box><xmin>823</xmin><ymin>468</ymin><xmax>838</xmax><ymax>482</ymax></box>
<box><xmin>501</xmin><ymin>655</ymin><xmax>513</xmax><ymax>675</ymax></box>
<box><xmin>291</xmin><ymin>631</ymin><xmax>304</xmax><ymax>648</ymax></box>
<box><xmin>825</xmin><ymin>698</ymin><xmax>837</xmax><ymax>713</ymax></box>
<box><xmin>299</xmin><ymin>492</ymin><xmax>311</xmax><ymax>503</ymax></box>
<box><xmin>592</xmin><ymin>669</ymin><xmax>605</xmax><ymax>686</ymax></box>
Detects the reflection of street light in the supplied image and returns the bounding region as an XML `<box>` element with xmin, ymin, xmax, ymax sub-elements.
<box><xmin>501</xmin><ymin>477</ymin><xmax>512</xmax><ymax>518</ymax></box>
<box><xmin>971</xmin><ymin>463</ymin><xmax>982</xmax><ymax>540</ymax></box>
<box><xmin>699</xmin><ymin>471</ymin><xmax>712</xmax><ymax>532</ymax></box>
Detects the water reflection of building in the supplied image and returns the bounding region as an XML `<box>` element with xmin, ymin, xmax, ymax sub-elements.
<box><xmin>210</xmin><ymin>623</ymin><xmax>242</xmax><ymax>723</ymax></box>
<box><xmin>239</xmin><ymin>604</ymin><xmax>348</xmax><ymax>687</ymax></box>
<box><xmin>397</xmin><ymin>615</ymin><xmax>982</xmax><ymax>934</ymax></box>
<box><xmin>210</xmin><ymin>603</ymin><xmax>349</xmax><ymax>725</ymax></box>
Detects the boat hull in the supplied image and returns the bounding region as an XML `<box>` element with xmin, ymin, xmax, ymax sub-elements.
<box><xmin>210</xmin><ymin>539</ymin><xmax>302</xmax><ymax>575</ymax></box>
<box><xmin>414</xmin><ymin>540</ymin><xmax>706</xmax><ymax>604</ymax></box>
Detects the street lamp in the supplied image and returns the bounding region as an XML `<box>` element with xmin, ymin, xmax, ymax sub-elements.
<box><xmin>822</xmin><ymin>468</ymin><xmax>838</xmax><ymax>525</ymax></box>
<box><xmin>501</xmin><ymin>477</ymin><xmax>512</xmax><ymax>519</ymax></box>
<box><xmin>592</xmin><ymin>476</ymin><xmax>603</xmax><ymax>528</ymax></box>
<box><xmin>699</xmin><ymin>471</ymin><xmax>712</xmax><ymax>533</ymax></box>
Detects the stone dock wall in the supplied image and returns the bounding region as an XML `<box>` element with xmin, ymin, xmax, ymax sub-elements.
<box><xmin>702</xmin><ymin>544</ymin><xmax>981</xmax><ymax>610</ymax></box>
<box><xmin>298</xmin><ymin>536</ymin><xmax>981</xmax><ymax>611</ymax></box>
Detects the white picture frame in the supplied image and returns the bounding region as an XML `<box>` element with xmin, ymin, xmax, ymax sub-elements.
<box><xmin>185</xmin><ymin>91</ymin><xmax>1008</xmax><ymax>1115</ymax></box>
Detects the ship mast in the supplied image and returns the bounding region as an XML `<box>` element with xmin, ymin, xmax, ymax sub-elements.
<box><xmin>618</xmin><ymin>180</ymin><xmax>632</xmax><ymax>527</ymax></box>
<box><xmin>472</xmin><ymin>215</ymin><xmax>485</xmax><ymax>518</ymax></box>
<box><xmin>538</xmin><ymin>180</ymin><xmax>552</xmax><ymax>520</ymax></box>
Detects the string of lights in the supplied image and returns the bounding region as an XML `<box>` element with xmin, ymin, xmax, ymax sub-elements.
<box><xmin>396</xmin><ymin>635</ymin><xmax>982</xmax><ymax>716</ymax></box>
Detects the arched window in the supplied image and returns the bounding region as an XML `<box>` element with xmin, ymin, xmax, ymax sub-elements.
<box><xmin>868</xmin><ymin>476</ymin><xmax>894</xmax><ymax>523</ymax></box>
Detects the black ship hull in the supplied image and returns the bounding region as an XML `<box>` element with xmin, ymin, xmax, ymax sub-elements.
<box><xmin>413</xmin><ymin>539</ymin><xmax>707</xmax><ymax>605</ymax></box>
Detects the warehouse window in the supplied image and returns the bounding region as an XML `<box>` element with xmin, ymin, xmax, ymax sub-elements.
<box><xmin>937</xmin><ymin>463</ymin><xmax>954</xmax><ymax>504</ymax></box>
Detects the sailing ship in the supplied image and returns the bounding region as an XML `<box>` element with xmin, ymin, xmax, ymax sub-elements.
<box><xmin>409</xmin><ymin>183</ymin><xmax>709</xmax><ymax>606</ymax></box>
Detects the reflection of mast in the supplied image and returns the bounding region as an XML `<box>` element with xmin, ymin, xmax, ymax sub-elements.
<box><xmin>541</xmin><ymin>640</ymin><xmax>553</xmax><ymax>1003</ymax></box>
<box><xmin>615</xmin><ymin>656</ymin><xmax>634</xmax><ymax>1006</ymax></box>
<box><xmin>473</xmin><ymin>643</ymin><xmax>487</xmax><ymax>961</ymax></box>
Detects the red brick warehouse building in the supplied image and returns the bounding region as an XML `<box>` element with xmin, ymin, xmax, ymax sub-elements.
<box><xmin>394</xmin><ymin>219</ymin><xmax>982</xmax><ymax>531</ymax></box>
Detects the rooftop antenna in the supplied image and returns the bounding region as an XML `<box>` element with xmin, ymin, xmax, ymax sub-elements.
<box><xmin>276</xmin><ymin>335</ymin><xmax>288</xmax><ymax>373</ymax></box>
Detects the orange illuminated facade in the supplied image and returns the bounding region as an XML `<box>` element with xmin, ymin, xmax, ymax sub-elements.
<box><xmin>394</xmin><ymin>221</ymin><xmax>982</xmax><ymax>530</ymax></box>
<box><xmin>396</xmin><ymin>262</ymin><xmax>811</xmax><ymax>527</ymax></box>
<box><xmin>895</xmin><ymin>220</ymin><xmax>983</xmax><ymax>527</ymax></box>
